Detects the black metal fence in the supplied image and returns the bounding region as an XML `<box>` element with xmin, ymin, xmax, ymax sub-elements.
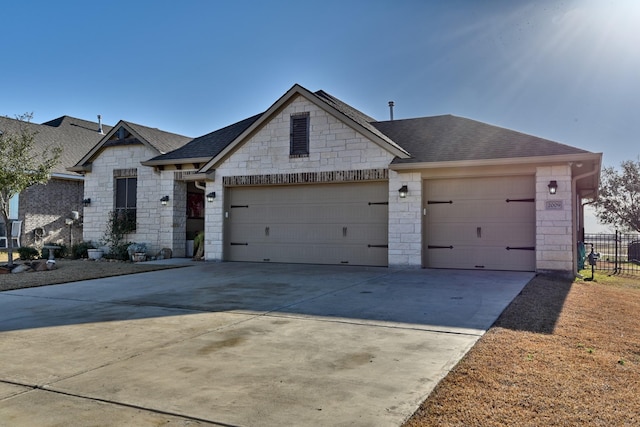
<box><xmin>583</xmin><ymin>232</ymin><xmax>640</xmax><ymax>275</ymax></box>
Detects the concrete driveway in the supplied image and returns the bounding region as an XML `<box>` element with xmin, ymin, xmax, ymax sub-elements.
<box><xmin>0</xmin><ymin>262</ymin><xmax>533</xmax><ymax>426</ymax></box>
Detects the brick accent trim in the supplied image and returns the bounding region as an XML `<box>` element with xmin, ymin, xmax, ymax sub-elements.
<box><xmin>223</xmin><ymin>168</ymin><xmax>388</xmax><ymax>186</ymax></box>
<box><xmin>113</xmin><ymin>168</ymin><xmax>138</xmax><ymax>177</ymax></box>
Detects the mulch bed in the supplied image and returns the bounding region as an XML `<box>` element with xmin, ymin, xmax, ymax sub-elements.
<box><xmin>0</xmin><ymin>259</ymin><xmax>184</xmax><ymax>292</ymax></box>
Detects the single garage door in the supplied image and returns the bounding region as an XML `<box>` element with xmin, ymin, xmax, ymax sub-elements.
<box><xmin>424</xmin><ymin>176</ymin><xmax>535</xmax><ymax>271</ymax></box>
<box><xmin>225</xmin><ymin>182</ymin><xmax>388</xmax><ymax>266</ymax></box>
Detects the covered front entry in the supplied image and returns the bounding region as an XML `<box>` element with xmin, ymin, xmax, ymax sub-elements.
<box><xmin>424</xmin><ymin>176</ymin><xmax>536</xmax><ymax>271</ymax></box>
<box><xmin>225</xmin><ymin>182</ymin><xmax>388</xmax><ymax>266</ymax></box>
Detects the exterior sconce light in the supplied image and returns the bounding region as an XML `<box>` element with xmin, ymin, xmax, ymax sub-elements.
<box><xmin>160</xmin><ymin>195</ymin><xmax>170</xmax><ymax>206</ymax></box>
<box><xmin>398</xmin><ymin>185</ymin><xmax>408</xmax><ymax>198</ymax></box>
<box><xmin>548</xmin><ymin>180</ymin><xmax>558</xmax><ymax>195</ymax></box>
<box><xmin>82</xmin><ymin>198</ymin><xmax>91</xmax><ymax>207</ymax></box>
<box><xmin>206</xmin><ymin>192</ymin><xmax>216</xmax><ymax>202</ymax></box>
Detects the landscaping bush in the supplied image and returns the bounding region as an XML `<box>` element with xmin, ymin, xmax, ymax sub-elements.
<box><xmin>104</xmin><ymin>242</ymin><xmax>132</xmax><ymax>261</ymax></box>
<box><xmin>17</xmin><ymin>246</ymin><xmax>39</xmax><ymax>260</ymax></box>
<box><xmin>71</xmin><ymin>241</ymin><xmax>93</xmax><ymax>259</ymax></box>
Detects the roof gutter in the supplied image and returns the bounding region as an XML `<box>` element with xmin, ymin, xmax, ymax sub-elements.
<box><xmin>389</xmin><ymin>152</ymin><xmax>603</xmax><ymax>171</ymax></box>
<box><xmin>50</xmin><ymin>172</ymin><xmax>84</xmax><ymax>181</ymax></box>
<box><xmin>66</xmin><ymin>164</ymin><xmax>91</xmax><ymax>173</ymax></box>
<box><xmin>141</xmin><ymin>157</ymin><xmax>213</xmax><ymax>167</ymax></box>
<box><xmin>179</xmin><ymin>171</ymin><xmax>216</xmax><ymax>182</ymax></box>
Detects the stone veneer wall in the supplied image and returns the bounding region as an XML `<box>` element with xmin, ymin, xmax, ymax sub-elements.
<box><xmin>535</xmin><ymin>164</ymin><xmax>573</xmax><ymax>273</ymax></box>
<box><xmin>204</xmin><ymin>95</ymin><xmax>396</xmax><ymax>262</ymax></box>
<box><xmin>83</xmin><ymin>144</ymin><xmax>169</xmax><ymax>255</ymax></box>
<box><xmin>19</xmin><ymin>178</ymin><xmax>84</xmax><ymax>249</ymax></box>
<box><xmin>388</xmin><ymin>170</ymin><xmax>423</xmax><ymax>266</ymax></box>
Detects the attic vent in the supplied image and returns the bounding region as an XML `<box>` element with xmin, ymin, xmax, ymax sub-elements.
<box><xmin>290</xmin><ymin>112</ymin><xmax>310</xmax><ymax>157</ymax></box>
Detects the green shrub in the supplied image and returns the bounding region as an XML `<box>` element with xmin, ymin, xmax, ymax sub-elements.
<box><xmin>17</xmin><ymin>246</ymin><xmax>39</xmax><ymax>260</ymax></box>
<box><xmin>104</xmin><ymin>242</ymin><xmax>132</xmax><ymax>261</ymax></box>
<box><xmin>71</xmin><ymin>241</ymin><xmax>93</xmax><ymax>259</ymax></box>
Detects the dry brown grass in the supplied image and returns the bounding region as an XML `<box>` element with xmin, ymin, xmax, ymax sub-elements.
<box><xmin>404</xmin><ymin>272</ymin><xmax>640</xmax><ymax>426</ymax></box>
<box><xmin>0</xmin><ymin>258</ymin><xmax>183</xmax><ymax>291</ymax></box>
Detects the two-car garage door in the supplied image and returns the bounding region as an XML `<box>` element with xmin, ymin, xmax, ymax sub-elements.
<box><xmin>424</xmin><ymin>176</ymin><xmax>536</xmax><ymax>271</ymax></box>
<box><xmin>224</xmin><ymin>176</ymin><xmax>535</xmax><ymax>271</ymax></box>
<box><xmin>225</xmin><ymin>182</ymin><xmax>388</xmax><ymax>266</ymax></box>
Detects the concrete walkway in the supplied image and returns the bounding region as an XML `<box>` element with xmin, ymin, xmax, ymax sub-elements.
<box><xmin>0</xmin><ymin>262</ymin><xmax>533</xmax><ymax>426</ymax></box>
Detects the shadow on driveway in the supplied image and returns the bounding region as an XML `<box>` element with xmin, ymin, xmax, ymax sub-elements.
<box><xmin>492</xmin><ymin>273</ymin><xmax>573</xmax><ymax>334</ymax></box>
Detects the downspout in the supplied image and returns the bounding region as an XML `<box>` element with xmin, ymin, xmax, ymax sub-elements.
<box><xmin>572</xmin><ymin>167</ymin><xmax>600</xmax><ymax>276</ymax></box>
<box><xmin>194</xmin><ymin>181</ymin><xmax>206</xmax><ymax>191</ymax></box>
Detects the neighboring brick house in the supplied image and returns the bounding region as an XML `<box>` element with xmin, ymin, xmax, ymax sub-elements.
<box><xmin>75</xmin><ymin>84</ymin><xmax>602</xmax><ymax>275</ymax></box>
<box><xmin>0</xmin><ymin>115</ymin><xmax>111</xmax><ymax>249</ymax></box>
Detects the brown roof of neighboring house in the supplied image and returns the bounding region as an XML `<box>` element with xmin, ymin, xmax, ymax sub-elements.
<box><xmin>0</xmin><ymin>115</ymin><xmax>112</xmax><ymax>178</ymax></box>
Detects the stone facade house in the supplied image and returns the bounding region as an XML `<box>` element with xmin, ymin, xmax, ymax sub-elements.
<box><xmin>69</xmin><ymin>121</ymin><xmax>192</xmax><ymax>253</ymax></box>
<box><xmin>74</xmin><ymin>84</ymin><xmax>602</xmax><ymax>275</ymax></box>
<box><xmin>0</xmin><ymin>115</ymin><xmax>111</xmax><ymax>250</ymax></box>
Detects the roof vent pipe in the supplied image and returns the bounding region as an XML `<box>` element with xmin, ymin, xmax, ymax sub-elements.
<box><xmin>97</xmin><ymin>115</ymin><xmax>104</xmax><ymax>134</ymax></box>
<box><xmin>388</xmin><ymin>101</ymin><xmax>394</xmax><ymax>121</ymax></box>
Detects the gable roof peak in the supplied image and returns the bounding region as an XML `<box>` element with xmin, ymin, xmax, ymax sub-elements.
<box><xmin>70</xmin><ymin>118</ymin><xmax>192</xmax><ymax>171</ymax></box>
<box><xmin>195</xmin><ymin>84</ymin><xmax>410</xmax><ymax>172</ymax></box>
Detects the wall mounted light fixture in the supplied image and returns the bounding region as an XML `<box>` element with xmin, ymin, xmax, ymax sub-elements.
<box><xmin>206</xmin><ymin>192</ymin><xmax>216</xmax><ymax>202</ymax></box>
<box><xmin>398</xmin><ymin>185</ymin><xmax>408</xmax><ymax>198</ymax></box>
<box><xmin>160</xmin><ymin>195</ymin><xmax>170</xmax><ymax>206</ymax></box>
<box><xmin>548</xmin><ymin>180</ymin><xmax>558</xmax><ymax>195</ymax></box>
<box><xmin>82</xmin><ymin>198</ymin><xmax>91</xmax><ymax>207</ymax></box>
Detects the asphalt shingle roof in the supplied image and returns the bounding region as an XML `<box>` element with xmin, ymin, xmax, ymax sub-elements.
<box><xmin>0</xmin><ymin>115</ymin><xmax>112</xmax><ymax>176</ymax></box>
<box><xmin>148</xmin><ymin>87</ymin><xmax>409</xmax><ymax>165</ymax></box>
<box><xmin>131</xmin><ymin>87</ymin><xmax>595</xmax><ymax>168</ymax></box>
<box><xmin>313</xmin><ymin>90</ymin><xmax>408</xmax><ymax>155</ymax></box>
<box><xmin>146</xmin><ymin>113</ymin><xmax>262</xmax><ymax>163</ymax></box>
<box><xmin>122</xmin><ymin>121</ymin><xmax>192</xmax><ymax>154</ymax></box>
<box><xmin>371</xmin><ymin>115</ymin><xmax>590</xmax><ymax>164</ymax></box>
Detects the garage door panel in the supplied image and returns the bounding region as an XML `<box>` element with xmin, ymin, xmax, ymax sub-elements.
<box><xmin>226</xmin><ymin>182</ymin><xmax>388</xmax><ymax>266</ymax></box>
<box><xmin>426</xmin><ymin>201</ymin><xmax>534</xmax><ymax>221</ymax></box>
<box><xmin>231</xmin><ymin>223</ymin><xmax>388</xmax><ymax>245</ymax></box>
<box><xmin>427</xmin><ymin>176</ymin><xmax>533</xmax><ymax>198</ymax></box>
<box><xmin>425</xmin><ymin>176</ymin><xmax>535</xmax><ymax>271</ymax></box>
<box><xmin>427</xmin><ymin>223</ymin><xmax>533</xmax><ymax>247</ymax></box>
<box><xmin>427</xmin><ymin>245</ymin><xmax>535</xmax><ymax>271</ymax></box>
<box><xmin>228</xmin><ymin>242</ymin><xmax>387</xmax><ymax>265</ymax></box>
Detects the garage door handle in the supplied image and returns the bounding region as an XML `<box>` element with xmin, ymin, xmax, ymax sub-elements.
<box><xmin>265</xmin><ymin>227</ymin><xmax>269</xmax><ymax>236</ymax></box>
<box><xmin>506</xmin><ymin>198</ymin><xmax>535</xmax><ymax>203</ymax></box>
<box><xmin>477</xmin><ymin>227</ymin><xmax>482</xmax><ymax>238</ymax></box>
<box><xmin>343</xmin><ymin>227</ymin><xmax>347</xmax><ymax>237</ymax></box>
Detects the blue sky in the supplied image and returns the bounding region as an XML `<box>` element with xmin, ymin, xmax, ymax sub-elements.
<box><xmin>2</xmin><ymin>0</ymin><xmax>638</xmax><ymax>231</ymax></box>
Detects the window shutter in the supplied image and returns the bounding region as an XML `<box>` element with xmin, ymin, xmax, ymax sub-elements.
<box><xmin>290</xmin><ymin>113</ymin><xmax>309</xmax><ymax>155</ymax></box>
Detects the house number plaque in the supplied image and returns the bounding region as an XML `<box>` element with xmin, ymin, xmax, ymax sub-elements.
<box><xmin>545</xmin><ymin>200</ymin><xmax>563</xmax><ymax>210</ymax></box>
